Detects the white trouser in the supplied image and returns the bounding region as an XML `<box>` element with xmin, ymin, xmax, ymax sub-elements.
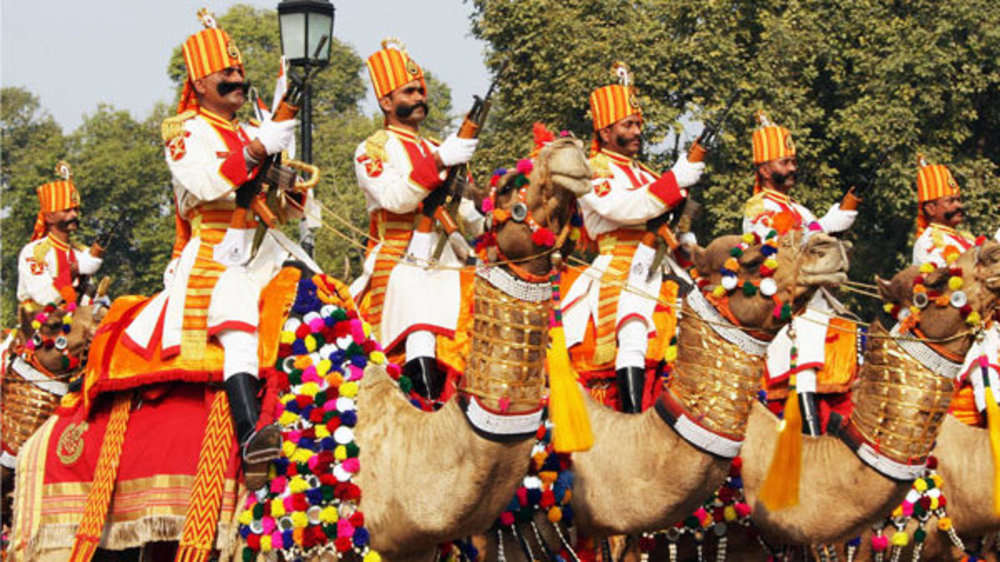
<box><xmin>406</xmin><ymin>330</ymin><xmax>437</xmax><ymax>360</ymax></box>
<box><xmin>218</xmin><ymin>329</ymin><xmax>259</xmax><ymax>379</ymax></box>
<box><xmin>615</xmin><ymin>317</ymin><xmax>648</xmax><ymax>370</ymax></box>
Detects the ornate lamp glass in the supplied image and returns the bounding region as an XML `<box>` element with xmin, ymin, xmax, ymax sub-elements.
<box><xmin>277</xmin><ymin>0</ymin><xmax>335</xmax><ymax>67</ymax></box>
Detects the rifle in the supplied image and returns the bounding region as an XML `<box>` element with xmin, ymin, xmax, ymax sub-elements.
<box><xmin>78</xmin><ymin>212</ymin><xmax>131</xmax><ymax>302</ymax></box>
<box><xmin>422</xmin><ymin>64</ymin><xmax>506</xmax><ymax>265</ymax></box>
<box><xmin>224</xmin><ymin>36</ymin><xmax>328</xmax><ymax>264</ymax></box>
<box><xmin>647</xmin><ymin>89</ymin><xmax>742</xmax><ymax>281</ymax></box>
<box><xmin>839</xmin><ymin>147</ymin><xmax>892</xmax><ymax>212</ymax></box>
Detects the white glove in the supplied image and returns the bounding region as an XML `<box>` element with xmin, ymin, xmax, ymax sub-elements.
<box><xmin>670</xmin><ymin>157</ymin><xmax>706</xmax><ymax>189</ymax></box>
<box><xmin>77</xmin><ymin>251</ymin><xmax>103</xmax><ymax>275</ymax></box>
<box><xmin>436</xmin><ymin>134</ymin><xmax>478</xmax><ymax>167</ymax></box>
<box><xmin>994</xmin><ymin>225</ymin><xmax>1000</xmax><ymax>243</ymax></box>
<box><xmin>255</xmin><ymin>118</ymin><xmax>298</xmax><ymax>156</ymax></box>
<box><xmin>678</xmin><ymin>231</ymin><xmax>698</xmax><ymax>248</ymax></box>
<box><xmin>818</xmin><ymin>203</ymin><xmax>857</xmax><ymax>233</ymax></box>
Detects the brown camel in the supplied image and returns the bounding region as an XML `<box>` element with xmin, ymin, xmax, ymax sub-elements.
<box><xmin>8</xmin><ymin>134</ymin><xmax>593</xmax><ymax>562</ymax></box>
<box><xmin>488</xmin><ymin>229</ymin><xmax>851</xmax><ymax>559</ymax></box>
<box><xmin>735</xmin><ymin>240</ymin><xmax>1000</xmax><ymax>552</ymax></box>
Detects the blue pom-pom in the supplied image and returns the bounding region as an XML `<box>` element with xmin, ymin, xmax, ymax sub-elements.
<box><xmin>353</xmin><ymin>527</ymin><xmax>370</xmax><ymax>546</ymax></box>
<box><xmin>239</xmin><ymin>525</ymin><xmax>251</xmax><ymax>538</ymax></box>
<box><xmin>526</xmin><ymin>488</ymin><xmax>542</xmax><ymax>505</ymax></box>
<box><xmin>282</xmin><ymin>529</ymin><xmax>293</xmax><ymax>546</ymax></box>
<box><xmin>305</xmin><ymin>487</ymin><xmax>323</xmax><ymax>504</ymax></box>
<box><xmin>274</xmin><ymin>458</ymin><xmax>290</xmax><ymax>473</ymax></box>
<box><xmin>298</xmin><ymin>437</ymin><xmax>315</xmax><ymax>451</ymax></box>
<box><xmin>351</xmin><ymin>355</ymin><xmax>368</xmax><ymax>367</ymax></box>
<box><xmin>409</xmin><ymin>398</ymin><xmax>423</xmax><ymax>408</ymax></box>
<box><xmin>562</xmin><ymin>503</ymin><xmax>574</xmax><ymax>524</ymax></box>
<box><xmin>761</xmin><ymin>245</ymin><xmax>777</xmax><ymax>256</ymax></box>
<box><xmin>291</xmin><ymin>340</ymin><xmax>308</xmax><ymax>355</ymax></box>
<box><xmin>729</xmin><ymin>476</ymin><xmax>742</xmax><ymax>489</ymax></box>
<box><xmin>340</xmin><ymin>410</ymin><xmax>358</xmax><ymax>426</ymax></box>
<box><xmin>320</xmin><ymin>437</ymin><xmax>336</xmax><ymax>450</ymax></box>
<box><xmin>847</xmin><ymin>537</ymin><xmax>861</xmax><ymax>547</ymax></box>
<box><xmin>506</xmin><ymin>497</ymin><xmax>521</xmax><ymax>512</ymax></box>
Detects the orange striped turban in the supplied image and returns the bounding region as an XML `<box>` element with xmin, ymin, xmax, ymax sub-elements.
<box><xmin>752</xmin><ymin>112</ymin><xmax>795</xmax><ymax>165</ymax></box>
<box><xmin>916</xmin><ymin>154</ymin><xmax>960</xmax><ymax>234</ymax></box>
<box><xmin>589</xmin><ymin>62</ymin><xmax>642</xmax><ymax>155</ymax></box>
<box><xmin>32</xmin><ymin>161</ymin><xmax>80</xmax><ymax>241</ymax></box>
<box><xmin>177</xmin><ymin>9</ymin><xmax>244</xmax><ymax>113</ymax></box>
<box><xmin>366</xmin><ymin>38</ymin><xmax>426</xmax><ymax>99</ymax></box>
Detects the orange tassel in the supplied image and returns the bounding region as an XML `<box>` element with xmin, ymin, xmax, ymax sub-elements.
<box><xmin>986</xmin><ymin>385</ymin><xmax>1000</xmax><ymax>516</ymax></box>
<box><xmin>759</xmin><ymin>374</ymin><xmax>802</xmax><ymax>510</ymax></box>
<box><xmin>548</xmin><ymin>325</ymin><xmax>593</xmax><ymax>452</ymax></box>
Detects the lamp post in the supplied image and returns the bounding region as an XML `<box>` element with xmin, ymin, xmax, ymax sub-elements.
<box><xmin>278</xmin><ymin>0</ymin><xmax>334</xmax><ymax>255</ymax></box>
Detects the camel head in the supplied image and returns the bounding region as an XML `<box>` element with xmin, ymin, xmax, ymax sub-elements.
<box><xmin>18</xmin><ymin>301</ymin><xmax>105</xmax><ymax>374</ymax></box>
<box><xmin>877</xmin><ymin>239</ymin><xmax>1000</xmax><ymax>356</ymax></box>
<box><xmin>692</xmin><ymin>230</ymin><xmax>850</xmax><ymax>332</ymax></box>
<box><xmin>486</xmin><ymin>125</ymin><xmax>591</xmax><ymax>278</ymax></box>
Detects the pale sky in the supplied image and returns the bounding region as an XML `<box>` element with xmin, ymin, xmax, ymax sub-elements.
<box><xmin>1</xmin><ymin>0</ymin><xmax>491</xmax><ymax>131</ymax></box>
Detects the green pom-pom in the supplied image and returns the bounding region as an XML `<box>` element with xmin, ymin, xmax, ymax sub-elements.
<box><xmin>323</xmin><ymin>410</ymin><xmax>337</xmax><ymax>423</ymax></box>
<box><xmin>730</xmin><ymin>247</ymin><xmax>743</xmax><ymax>257</ymax></box>
<box><xmin>323</xmin><ymin>523</ymin><xmax>337</xmax><ymax>538</ymax></box>
<box><xmin>314</xmin><ymin>390</ymin><xmax>327</xmax><ymax>406</ymax></box>
<box><xmin>252</xmin><ymin>503</ymin><xmax>264</xmax><ymax>519</ymax></box>
<box><xmin>924</xmin><ymin>476</ymin><xmax>936</xmax><ymax>490</ymax></box>
<box><xmin>513</xmin><ymin>174</ymin><xmax>529</xmax><ymax>188</ymax></box>
<box><xmin>297</xmin><ymin>462</ymin><xmax>310</xmax><ymax>474</ymax></box>
<box><xmin>332</xmin><ymin>308</ymin><xmax>348</xmax><ymax>321</ymax></box>
<box><xmin>346</xmin><ymin>342</ymin><xmax>365</xmax><ymax>357</ymax></box>
<box><xmin>780</xmin><ymin>303</ymin><xmax>791</xmax><ymax>322</ymax></box>
<box><xmin>914</xmin><ymin>528</ymin><xmax>927</xmax><ymax>543</ymax></box>
<box><xmin>243</xmin><ymin>546</ymin><xmax>256</xmax><ymax>561</ymax></box>
<box><xmin>399</xmin><ymin>375</ymin><xmax>414</xmax><ymax>393</ymax></box>
<box><xmin>346</xmin><ymin>442</ymin><xmax>360</xmax><ymax>457</ymax></box>
<box><xmin>766</xmin><ymin>229</ymin><xmax>778</xmax><ymax>240</ymax></box>
<box><xmin>322</xmin><ymin>484</ymin><xmax>334</xmax><ymax>501</ymax></box>
<box><xmin>742</xmin><ymin>282</ymin><xmax>757</xmax><ymax>296</ymax></box>
<box><xmin>288</xmin><ymin>369</ymin><xmax>303</xmax><ymax>385</ymax></box>
<box><xmin>312</xmin><ymin>333</ymin><xmax>326</xmax><ymax>347</ymax></box>
<box><xmin>684</xmin><ymin>515</ymin><xmax>700</xmax><ymax>529</ymax></box>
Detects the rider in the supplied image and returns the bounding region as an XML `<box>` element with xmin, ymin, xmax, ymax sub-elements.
<box><xmin>911</xmin><ymin>155</ymin><xmax>974</xmax><ymax>267</ymax></box>
<box><xmin>17</xmin><ymin>162</ymin><xmax>103</xmax><ymax>309</ymax></box>
<box><xmin>745</xmin><ymin>113</ymin><xmax>860</xmax><ymax>436</ymax></box>
<box><xmin>120</xmin><ymin>10</ymin><xmax>296</xmax><ymax>483</ymax></box>
<box><xmin>562</xmin><ymin>62</ymin><xmax>704</xmax><ymax>413</ymax></box>
<box><xmin>351</xmin><ymin>38</ymin><xmax>482</xmax><ymax>401</ymax></box>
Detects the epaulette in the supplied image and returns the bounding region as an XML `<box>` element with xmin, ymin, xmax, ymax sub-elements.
<box><xmin>364</xmin><ymin>129</ymin><xmax>390</xmax><ymax>164</ymax></box>
<box><xmin>743</xmin><ymin>191</ymin><xmax>767</xmax><ymax>219</ymax></box>
<box><xmin>588</xmin><ymin>152</ymin><xmax>614</xmax><ymax>179</ymax></box>
<box><xmin>32</xmin><ymin>238</ymin><xmax>52</xmax><ymax>265</ymax></box>
<box><xmin>161</xmin><ymin>110</ymin><xmax>197</xmax><ymax>142</ymax></box>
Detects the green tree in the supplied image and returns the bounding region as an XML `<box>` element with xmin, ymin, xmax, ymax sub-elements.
<box><xmin>1</xmin><ymin>87</ymin><xmax>67</xmax><ymax>325</ymax></box>
<box><xmin>470</xmin><ymin>0</ymin><xmax>1000</xmax><ymax>314</ymax></box>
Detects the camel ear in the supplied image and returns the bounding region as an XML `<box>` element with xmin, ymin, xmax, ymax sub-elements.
<box><xmin>923</xmin><ymin>267</ymin><xmax>949</xmax><ymax>289</ymax></box>
<box><xmin>875</xmin><ymin>275</ymin><xmax>896</xmax><ymax>303</ymax></box>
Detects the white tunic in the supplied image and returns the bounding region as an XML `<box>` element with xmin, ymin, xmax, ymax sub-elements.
<box><xmin>17</xmin><ymin>235</ymin><xmax>102</xmax><ymax>306</ymax></box>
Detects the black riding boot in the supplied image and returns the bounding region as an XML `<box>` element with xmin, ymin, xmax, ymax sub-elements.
<box><xmin>403</xmin><ymin>356</ymin><xmax>445</xmax><ymax>401</ymax></box>
<box><xmin>798</xmin><ymin>391</ymin><xmax>822</xmax><ymax>436</ymax></box>
<box><xmin>224</xmin><ymin>373</ymin><xmax>281</xmax><ymax>489</ymax></box>
<box><xmin>615</xmin><ymin>367</ymin><xmax>646</xmax><ymax>414</ymax></box>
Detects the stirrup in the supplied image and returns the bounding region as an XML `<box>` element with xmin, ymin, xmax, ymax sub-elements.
<box><xmin>242</xmin><ymin>424</ymin><xmax>281</xmax><ymax>490</ymax></box>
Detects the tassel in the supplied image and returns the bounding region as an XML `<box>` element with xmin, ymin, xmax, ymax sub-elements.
<box><xmin>986</xmin><ymin>384</ymin><xmax>1000</xmax><ymax>516</ymax></box>
<box><xmin>759</xmin><ymin>373</ymin><xmax>803</xmax><ymax>511</ymax></box>
<box><xmin>547</xmin><ymin>271</ymin><xmax>593</xmax><ymax>452</ymax></box>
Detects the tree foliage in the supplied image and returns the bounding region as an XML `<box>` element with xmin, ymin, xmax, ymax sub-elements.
<box><xmin>470</xmin><ymin>0</ymin><xmax>1000</xmax><ymax>312</ymax></box>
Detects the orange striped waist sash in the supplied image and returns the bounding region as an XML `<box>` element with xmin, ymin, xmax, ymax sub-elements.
<box><xmin>365</xmin><ymin>210</ymin><xmax>417</xmax><ymax>334</ymax></box>
<box><xmin>593</xmin><ymin>229</ymin><xmax>645</xmax><ymax>365</ymax></box>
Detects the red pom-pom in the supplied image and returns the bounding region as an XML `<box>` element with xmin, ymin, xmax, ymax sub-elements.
<box><xmin>349</xmin><ymin>511</ymin><xmax>365</xmax><ymax>527</ymax></box>
<box><xmin>926</xmin><ymin>455</ymin><xmax>938</xmax><ymax>469</ymax></box>
<box><xmin>516</xmin><ymin>158</ymin><xmax>534</xmax><ymax>175</ymax></box>
<box><xmin>295</xmin><ymin>324</ymin><xmax>310</xmax><ymax>339</ymax></box>
<box><xmin>918</xmin><ymin>496</ymin><xmax>932</xmax><ymax>510</ymax></box>
<box><xmin>938</xmin><ymin>495</ymin><xmax>947</xmax><ymax>508</ymax></box>
<box><xmin>309</xmin><ymin>409</ymin><xmax>324</xmax><ymax>423</ymax></box>
<box><xmin>976</xmin><ymin>235</ymin><xmax>987</xmax><ymax>246</ymax></box>
<box><xmin>247</xmin><ymin>533</ymin><xmax>261</xmax><ymax>550</ymax></box>
<box><xmin>386</xmin><ymin>363</ymin><xmax>402</xmax><ymax>377</ymax></box>
<box><xmin>295</xmin><ymin>395</ymin><xmax>312</xmax><ymax>409</ymax></box>
<box><xmin>532</xmin><ymin>122</ymin><xmax>556</xmax><ymax>150</ymax></box>
<box><xmin>540</xmin><ymin>489</ymin><xmax>556</xmax><ymax>508</ymax></box>
<box><xmin>532</xmin><ymin>227</ymin><xmax>556</xmax><ymax>247</ymax></box>
<box><xmin>730</xmin><ymin>456</ymin><xmax>743</xmax><ymax>471</ymax></box>
<box><xmin>335</xmin><ymin>537</ymin><xmax>353</xmax><ymax>552</ymax></box>
<box><xmin>292</xmin><ymin>493</ymin><xmax>309</xmax><ymax>511</ymax></box>
<box><xmin>320</xmin><ymin>473</ymin><xmax>337</xmax><ymax>486</ymax></box>
<box><xmin>500</xmin><ymin>511</ymin><xmax>515</xmax><ymax>526</ymax></box>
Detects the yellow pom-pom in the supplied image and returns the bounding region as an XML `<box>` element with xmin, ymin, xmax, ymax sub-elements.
<box><xmin>289</xmin><ymin>475</ymin><xmax>309</xmax><ymax>493</ymax></box>
<box><xmin>914</xmin><ymin>478</ymin><xmax>928</xmax><ymax>492</ymax></box>
<box><xmin>664</xmin><ymin>345</ymin><xmax>678</xmax><ymax>363</ymax></box>
<box><xmin>364</xmin><ymin>550</ymin><xmax>383</xmax><ymax>562</ymax></box>
<box><xmin>320</xmin><ymin>505</ymin><xmax>339</xmax><ymax>523</ymax></box>
<box><xmin>919</xmin><ymin>262</ymin><xmax>935</xmax><ymax>274</ymax></box>
<box><xmin>948</xmin><ymin>276</ymin><xmax>964</xmax><ymax>291</ymax></box>
<box><xmin>271</xmin><ymin>498</ymin><xmax>286</xmax><ymax>517</ymax></box>
<box><xmin>340</xmin><ymin>381</ymin><xmax>359</xmax><ymax>398</ymax></box>
<box><xmin>294</xmin><ymin>355</ymin><xmax>313</xmax><ymax>369</ymax></box>
<box><xmin>305</xmin><ymin>334</ymin><xmax>317</xmax><ymax>352</ymax></box>
<box><xmin>930</xmin><ymin>496</ymin><xmax>939</xmax><ymax>510</ymax></box>
<box><xmin>891</xmin><ymin>531</ymin><xmax>909</xmax><ymax>547</ymax></box>
<box><xmin>369</xmin><ymin>351</ymin><xmax>386</xmax><ymax>365</ymax></box>
<box><xmin>326</xmin><ymin>372</ymin><xmax>344</xmax><ymax>387</ymax></box>
<box><xmin>712</xmin><ymin>285</ymin><xmax>726</xmax><ymax>298</ymax></box>
<box><xmin>570</xmin><ymin>228</ymin><xmax>581</xmax><ymax>241</ymax></box>
<box><xmin>291</xmin><ymin>511</ymin><xmax>309</xmax><ymax>528</ymax></box>
<box><xmin>937</xmin><ymin>516</ymin><xmax>952</xmax><ymax>531</ymax></box>
<box><xmin>883</xmin><ymin>303</ymin><xmax>895</xmax><ymax>314</ymax></box>
<box><xmin>724</xmin><ymin>506</ymin><xmax>737</xmax><ymax>522</ymax></box>
<box><xmin>548</xmin><ymin>506</ymin><xmax>562</xmax><ymax>523</ymax></box>
<box><xmin>931</xmin><ymin>473</ymin><xmax>943</xmax><ymax>488</ymax></box>
<box><xmin>31</xmin><ymin>320</ymin><xmax>41</xmax><ymax>330</ymax></box>
<box><xmin>363</xmin><ymin>322</ymin><xmax>372</xmax><ymax>338</ymax></box>
<box><xmin>764</xmin><ymin>258</ymin><xmax>778</xmax><ymax>270</ymax></box>
<box><xmin>282</xmin><ymin>440</ymin><xmax>297</xmax><ymax>458</ymax></box>
<box><xmin>316</xmin><ymin>359</ymin><xmax>332</xmax><ymax>376</ymax></box>
<box><xmin>280</xmin><ymin>330</ymin><xmax>295</xmax><ymax>344</ymax></box>
<box><xmin>238</xmin><ymin>509</ymin><xmax>254</xmax><ymax>525</ymax></box>
<box><xmin>300</xmin><ymin>382</ymin><xmax>319</xmax><ymax>397</ymax></box>
<box><xmin>910</xmin><ymin>305</ymin><xmax>921</xmax><ymax>316</ymax></box>
<box><xmin>63</xmin><ymin>314</ymin><xmax>73</xmax><ymax>324</ymax></box>
<box><xmin>278</xmin><ymin>411</ymin><xmax>299</xmax><ymax>426</ymax></box>
<box><xmin>742</xmin><ymin>233</ymin><xmax>755</xmax><ymax>244</ymax></box>
<box><xmin>538</xmin><ymin>471</ymin><xmax>558</xmax><ymax>486</ymax></box>
<box><xmin>334</xmin><ymin>445</ymin><xmax>347</xmax><ymax>460</ymax></box>
<box><xmin>260</xmin><ymin>534</ymin><xmax>272</xmax><ymax>551</ymax></box>
<box><xmin>892</xmin><ymin>505</ymin><xmax>904</xmax><ymax>518</ymax></box>
<box><xmin>315</xmin><ymin>424</ymin><xmax>330</xmax><ymax>439</ymax></box>
<box><xmin>967</xmin><ymin>311</ymin><xmax>982</xmax><ymax>325</ymax></box>
<box><xmin>291</xmin><ymin>448</ymin><xmax>313</xmax><ymax>464</ymax></box>
<box><xmin>724</xmin><ymin>257</ymin><xmax>739</xmax><ymax>271</ymax></box>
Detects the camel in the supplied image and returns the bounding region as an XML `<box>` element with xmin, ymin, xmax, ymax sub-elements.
<box><xmin>487</xmin><ymin>229</ymin><xmax>851</xmax><ymax>559</ymax></box>
<box><xmin>9</xmin><ymin>133</ymin><xmax>594</xmax><ymax>562</ymax></box>
<box><xmin>1</xmin><ymin>296</ymin><xmax>107</xmax><ymax>524</ymax></box>
<box><xmin>732</xmin><ymin>240</ymin><xmax>1000</xmax><ymax>555</ymax></box>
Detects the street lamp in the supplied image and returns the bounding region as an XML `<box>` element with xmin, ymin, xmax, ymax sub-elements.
<box><xmin>277</xmin><ymin>0</ymin><xmax>334</xmax><ymax>256</ymax></box>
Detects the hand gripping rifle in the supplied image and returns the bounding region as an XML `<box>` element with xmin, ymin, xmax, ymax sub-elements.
<box><xmin>646</xmin><ymin>89</ymin><xmax>742</xmax><ymax>281</ymax></box>
<box><xmin>226</xmin><ymin>36</ymin><xmax>328</xmax><ymax>263</ymax></box>
<box><xmin>422</xmin><ymin>65</ymin><xmax>506</xmax><ymax>265</ymax></box>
